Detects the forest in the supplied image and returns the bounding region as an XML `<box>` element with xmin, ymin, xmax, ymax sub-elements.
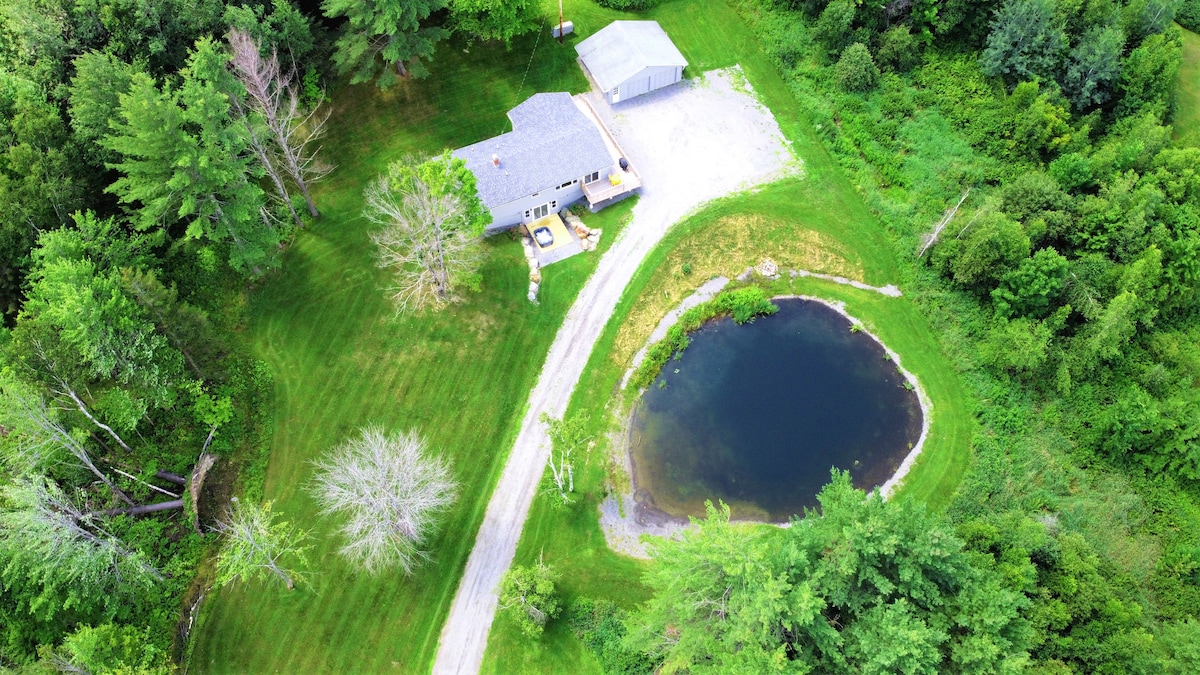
<box><xmin>0</xmin><ymin>0</ymin><xmax>1198</xmax><ymax>672</ymax></box>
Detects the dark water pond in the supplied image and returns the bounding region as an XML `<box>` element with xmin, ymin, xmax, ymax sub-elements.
<box><xmin>629</xmin><ymin>298</ymin><xmax>923</xmax><ymax>522</ymax></box>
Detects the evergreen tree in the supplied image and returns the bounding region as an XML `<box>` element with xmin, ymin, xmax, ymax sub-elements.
<box><xmin>627</xmin><ymin>473</ymin><xmax>1031</xmax><ymax>673</ymax></box>
<box><xmin>103</xmin><ymin>38</ymin><xmax>278</xmax><ymax>275</ymax></box>
<box><xmin>980</xmin><ymin>0</ymin><xmax>1066</xmax><ymax>84</ymax></box>
<box><xmin>322</xmin><ymin>0</ymin><xmax>450</xmax><ymax>88</ymax></box>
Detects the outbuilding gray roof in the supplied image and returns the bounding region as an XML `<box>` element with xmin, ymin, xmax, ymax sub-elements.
<box><xmin>453</xmin><ymin>93</ymin><xmax>612</xmax><ymax>208</ymax></box>
<box><xmin>575</xmin><ymin>21</ymin><xmax>688</xmax><ymax>93</ymax></box>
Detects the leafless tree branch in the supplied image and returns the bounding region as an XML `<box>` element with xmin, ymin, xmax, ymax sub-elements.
<box><xmin>364</xmin><ymin>176</ymin><xmax>483</xmax><ymax>313</ymax></box>
<box><xmin>309</xmin><ymin>425</ymin><xmax>457</xmax><ymax>574</ymax></box>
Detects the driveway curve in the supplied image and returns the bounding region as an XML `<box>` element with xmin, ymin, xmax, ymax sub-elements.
<box><xmin>432</xmin><ymin>67</ymin><xmax>799</xmax><ymax>674</ymax></box>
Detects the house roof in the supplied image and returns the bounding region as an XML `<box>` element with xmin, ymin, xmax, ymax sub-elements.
<box><xmin>452</xmin><ymin>93</ymin><xmax>612</xmax><ymax>208</ymax></box>
<box><xmin>574</xmin><ymin>21</ymin><xmax>688</xmax><ymax>93</ymax></box>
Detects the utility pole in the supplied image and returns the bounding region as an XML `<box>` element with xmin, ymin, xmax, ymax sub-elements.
<box><xmin>558</xmin><ymin>0</ymin><xmax>565</xmax><ymax>44</ymax></box>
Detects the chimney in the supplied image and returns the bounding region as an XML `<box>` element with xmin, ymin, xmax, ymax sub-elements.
<box><xmin>492</xmin><ymin>154</ymin><xmax>500</xmax><ymax>168</ymax></box>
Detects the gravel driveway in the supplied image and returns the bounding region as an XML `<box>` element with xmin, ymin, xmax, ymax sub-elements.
<box><xmin>433</xmin><ymin>67</ymin><xmax>800</xmax><ymax>675</ymax></box>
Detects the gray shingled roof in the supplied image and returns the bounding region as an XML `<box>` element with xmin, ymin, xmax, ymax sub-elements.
<box><xmin>575</xmin><ymin>21</ymin><xmax>688</xmax><ymax>93</ymax></box>
<box><xmin>452</xmin><ymin>93</ymin><xmax>613</xmax><ymax>208</ymax></box>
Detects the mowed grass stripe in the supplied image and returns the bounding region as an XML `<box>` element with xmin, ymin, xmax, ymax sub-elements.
<box><xmin>1176</xmin><ymin>27</ymin><xmax>1200</xmax><ymax>147</ymax></box>
<box><xmin>191</xmin><ymin>21</ymin><xmax>605</xmax><ymax>668</ymax></box>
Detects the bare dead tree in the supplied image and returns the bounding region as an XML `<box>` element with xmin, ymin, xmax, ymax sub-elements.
<box><xmin>309</xmin><ymin>426</ymin><xmax>457</xmax><ymax>574</ymax></box>
<box><xmin>0</xmin><ymin>379</ymin><xmax>134</xmax><ymax>506</ymax></box>
<box><xmin>231</xmin><ymin>93</ymin><xmax>305</xmax><ymax>229</ymax></box>
<box><xmin>364</xmin><ymin>176</ymin><xmax>483</xmax><ymax>313</ymax></box>
<box><xmin>917</xmin><ymin>188</ymin><xmax>971</xmax><ymax>257</ymax></box>
<box><xmin>0</xmin><ymin>478</ymin><xmax>163</xmax><ymax>584</ymax></box>
<box><xmin>228</xmin><ymin>28</ymin><xmax>331</xmax><ymax>221</ymax></box>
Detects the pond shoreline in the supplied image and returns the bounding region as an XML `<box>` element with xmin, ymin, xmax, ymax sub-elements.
<box><xmin>601</xmin><ymin>289</ymin><xmax>932</xmax><ymax>558</ymax></box>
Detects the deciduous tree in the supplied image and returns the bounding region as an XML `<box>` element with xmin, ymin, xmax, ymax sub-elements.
<box><xmin>539</xmin><ymin>413</ymin><xmax>590</xmax><ymax>506</ymax></box>
<box><xmin>498</xmin><ymin>556</ymin><xmax>560</xmax><ymax>636</ymax></box>
<box><xmin>450</xmin><ymin>0</ymin><xmax>540</xmax><ymax>46</ymax></box>
<box><xmin>213</xmin><ymin>499</ymin><xmax>310</xmax><ymax>590</ymax></box>
<box><xmin>309</xmin><ymin>425</ymin><xmax>457</xmax><ymax>573</ymax></box>
<box><xmin>364</xmin><ymin>152</ymin><xmax>490</xmax><ymax>313</ymax></box>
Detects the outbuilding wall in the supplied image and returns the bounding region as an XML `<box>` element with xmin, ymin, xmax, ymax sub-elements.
<box><xmin>607</xmin><ymin>65</ymin><xmax>683</xmax><ymax>105</ymax></box>
<box><xmin>484</xmin><ymin>172</ymin><xmax>611</xmax><ymax>234</ymax></box>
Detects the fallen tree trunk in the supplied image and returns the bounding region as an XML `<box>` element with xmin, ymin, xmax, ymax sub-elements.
<box><xmin>155</xmin><ymin>470</ymin><xmax>187</xmax><ymax>486</ymax></box>
<box><xmin>93</xmin><ymin>499</ymin><xmax>184</xmax><ymax>517</ymax></box>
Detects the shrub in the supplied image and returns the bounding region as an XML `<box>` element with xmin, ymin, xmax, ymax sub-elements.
<box><xmin>629</xmin><ymin>287</ymin><xmax>778</xmax><ymax>390</ymax></box>
<box><xmin>814</xmin><ymin>0</ymin><xmax>855</xmax><ymax>55</ymax></box>
<box><xmin>877</xmin><ymin>25</ymin><xmax>921</xmax><ymax>72</ymax></box>
<box><xmin>566</xmin><ymin>598</ymin><xmax>659</xmax><ymax>674</ymax></box>
<box><xmin>1179</xmin><ymin>0</ymin><xmax>1200</xmax><ymax>32</ymax></box>
<box><xmin>835</xmin><ymin>43</ymin><xmax>880</xmax><ymax>92</ymax></box>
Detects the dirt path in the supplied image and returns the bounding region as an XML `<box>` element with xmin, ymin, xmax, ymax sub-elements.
<box><xmin>432</xmin><ymin>68</ymin><xmax>798</xmax><ymax>674</ymax></box>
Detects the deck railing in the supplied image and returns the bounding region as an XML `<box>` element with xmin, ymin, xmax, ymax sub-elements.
<box><xmin>582</xmin><ymin>172</ymin><xmax>641</xmax><ymax>204</ymax></box>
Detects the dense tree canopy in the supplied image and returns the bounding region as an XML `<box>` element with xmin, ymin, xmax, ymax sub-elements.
<box><xmin>628</xmin><ymin>474</ymin><xmax>1031</xmax><ymax>673</ymax></box>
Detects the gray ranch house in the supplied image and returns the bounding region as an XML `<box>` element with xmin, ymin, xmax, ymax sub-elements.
<box><xmin>575</xmin><ymin>21</ymin><xmax>688</xmax><ymax>105</ymax></box>
<box><xmin>453</xmin><ymin>92</ymin><xmax>640</xmax><ymax>235</ymax></box>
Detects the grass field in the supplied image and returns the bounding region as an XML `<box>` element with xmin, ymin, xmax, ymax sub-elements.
<box><xmin>189</xmin><ymin>9</ymin><xmax>633</xmax><ymax>672</ymax></box>
<box><xmin>1177</xmin><ymin>27</ymin><xmax>1200</xmax><ymax>147</ymax></box>
<box><xmin>192</xmin><ymin>1</ymin><xmax>974</xmax><ymax>672</ymax></box>
<box><xmin>480</xmin><ymin>2</ymin><xmax>974</xmax><ymax>670</ymax></box>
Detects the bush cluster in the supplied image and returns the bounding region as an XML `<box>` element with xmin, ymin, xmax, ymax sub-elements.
<box><xmin>629</xmin><ymin>286</ymin><xmax>778</xmax><ymax>390</ymax></box>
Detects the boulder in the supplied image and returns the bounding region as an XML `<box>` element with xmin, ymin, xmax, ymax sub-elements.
<box><xmin>527</xmin><ymin>291</ymin><xmax>538</xmax><ymax>304</ymax></box>
<box><xmin>530</xmin><ymin>270</ymin><xmax>541</xmax><ymax>283</ymax></box>
<box><xmin>587</xmin><ymin>232</ymin><xmax>599</xmax><ymax>243</ymax></box>
<box><xmin>757</xmin><ymin>258</ymin><xmax>779</xmax><ymax>277</ymax></box>
<box><xmin>529</xmin><ymin>281</ymin><xmax>539</xmax><ymax>295</ymax></box>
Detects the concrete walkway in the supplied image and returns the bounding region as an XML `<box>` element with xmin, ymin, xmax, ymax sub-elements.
<box><xmin>432</xmin><ymin>68</ymin><xmax>799</xmax><ymax>674</ymax></box>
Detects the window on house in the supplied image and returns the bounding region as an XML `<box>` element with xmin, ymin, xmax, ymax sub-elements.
<box><xmin>584</xmin><ymin>171</ymin><xmax>600</xmax><ymax>184</ymax></box>
<box><xmin>524</xmin><ymin>209</ymin><xmax>531</xmax><ymax>219</ymax></box>
<box><xmin>533</xmin><ymin>203</ymin><xmax>549</xmax><ymax>219</ymax></box>
<box><xmin>557</xmin><ymin>180</ymin><xmax>575</xmax><ymax>189</ymax></box>
<box><xmin>550</xmin><ymin>200</ymin><xmax>557</xmax><ymax>210</ymax></box>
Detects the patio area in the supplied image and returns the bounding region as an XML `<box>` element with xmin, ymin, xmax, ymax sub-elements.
<box><xmin>523</xmin><ymin>213</ymin><xmax>583</xmax><ymax>266</ymax></box>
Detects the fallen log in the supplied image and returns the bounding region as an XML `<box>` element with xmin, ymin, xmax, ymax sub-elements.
<box><xmin>155</xmin><ymin>470</ymin><xmax>187</xmax><ymax>486</ymax></box>
<box><xmin>93</xmin><ymin>499</ymin><xmax>184</xmax><ymax>517</ymax></box>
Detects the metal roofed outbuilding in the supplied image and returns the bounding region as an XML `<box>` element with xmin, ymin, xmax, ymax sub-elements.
<box><xmin>575</xmin><ymin>21</ymin><xmax>688</xmax><ymax>105</ymax></box>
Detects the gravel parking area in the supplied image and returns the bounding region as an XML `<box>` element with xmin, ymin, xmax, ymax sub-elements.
<box><xmin>433</xmin><ymin>67</ymin><xmax>800</xmax><ymax>675</ymax></box>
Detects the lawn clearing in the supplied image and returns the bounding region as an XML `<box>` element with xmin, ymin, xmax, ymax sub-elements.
<box><xmin>480</xmin><ymin>1</ymin><xmax>972</xmax><ymax>669</ymax></box>
<box><xmin>188</xmin><ymin>20</ymin><xmax>627</xmax><ymax>674</ymax></box>
<box><xmin>1176</xmin><ymin>27</ymin><xmax>1200</xmax><ymax>147</ymax></box>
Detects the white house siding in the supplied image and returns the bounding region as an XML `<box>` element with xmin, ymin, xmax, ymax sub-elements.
<box><xmin>607</xmin><ymin>65</ymin><xmax>682</xmax><ymax>105</ymax></box>
<box><xmin>483</xmin><ymin>173</ymin><xmax>610</xmax><ymax>234</ymax></box>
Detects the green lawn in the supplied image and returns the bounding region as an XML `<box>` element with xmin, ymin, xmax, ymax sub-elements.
<box><xmin>191</xmin><ymin>0</ymin><xmax>974</xmax><ymax>672</ymax></box>
<box><xmin>189</xmin><ymin>11</ymin><xmax>632</xmax><ymax>673</ymax></box>
<box><xmin>480</xmin><ymin>2</ymin><xmax>973</xmax><ymax>671</ymax></box>
<box><xmin>1176</xmin><ymin>27</ymin><xmax>1200</xmax><ymax>147</ymax></box>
